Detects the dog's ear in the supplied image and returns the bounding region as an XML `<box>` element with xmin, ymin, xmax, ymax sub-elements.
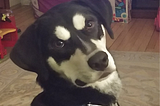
<box><xmin>75</xmin><ymin>0</ymin><xmax>114</xmax><ymax>39</ymax></box>
<box><xmin>10</xmin><ymin>16</ymin><xmax>52</xmax><ymax>80</ymax></box>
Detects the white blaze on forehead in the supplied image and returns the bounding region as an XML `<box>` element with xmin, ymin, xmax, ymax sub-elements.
<box><xmin>73</xmin><ymin>14</ymin><xmax>85</xmax><ymax>30</ymax></box>
<box><xmin>55</xmin><ymin>26</ymin><xmax>71</xmax><ymax>40</ymax></box>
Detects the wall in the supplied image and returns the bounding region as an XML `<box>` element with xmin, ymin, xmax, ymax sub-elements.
<box><xmin>9</xmin><ymin>0</ymin><xmax>20</xmax><ymax>7</ymax></box>
<box><xmin>9</xmin><ymin>0</ymin><xmax>30</xmax><ymax>7</ymax></box>
<box><xmin>21</xmin><ymin>0</ymin><xmax>31</xmax><ymax>5</ymax></box>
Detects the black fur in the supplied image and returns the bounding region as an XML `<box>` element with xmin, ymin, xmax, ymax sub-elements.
<box><xmin>10</xmin><ymin>0</ymin><xmax>119</xmax><ymax>106</ymax></box>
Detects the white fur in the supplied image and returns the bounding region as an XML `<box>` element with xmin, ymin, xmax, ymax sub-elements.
<box><xmin>47</xmin><ymin>49</ymin><xmax>103</xmax><ymax>86</ymax></box>
<box><xmin>86</xmin><ymin>71</ymin><xmax>122</xmax><ymax>98</ymax></box>
<box><xmin>101</xmin><ymin>24</ymin><xmax>106</xmax><ymax>36</ymax></box>
<box><xmin>54</xmin><ymin>26</ymin><xmax>71</xmax><ymax>40</ymax></box>
<box><xmin>73</xmin><ymin>14</ymin><xmax>85</xmax><ymax>30</ymax></box>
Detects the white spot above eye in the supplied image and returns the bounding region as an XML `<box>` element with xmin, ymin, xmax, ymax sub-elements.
<box><xmin>55</xmin><ymin>26</ymin><xmax>71</xmax><ymax>40</ymax></box>
<box><xmin>73</xmin><ymin>14</ymin><xmax>85</xmax><ymax>30</ymax></box>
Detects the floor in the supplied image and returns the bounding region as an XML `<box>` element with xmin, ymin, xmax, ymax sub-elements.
<box><xmin>0</xmin><ymin>4</ymin><xmax>159</xmax><ymax>106</ymax></box>
<box><xmin>109</xmin><ymin>19</ymin><xmax>159</xmax><ymax>52</ymax></box>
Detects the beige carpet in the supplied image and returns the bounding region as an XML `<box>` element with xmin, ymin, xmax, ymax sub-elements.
<box><xmin>0</xmin><ymin>51</ymin><xmax>159</xmax><ymax>106</ymax></box>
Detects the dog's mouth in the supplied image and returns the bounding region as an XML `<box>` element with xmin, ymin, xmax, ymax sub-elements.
<box><xmin>75</xmin><ymin>79</ymin><xmax>87</xmax><ymax>86</ymax></box>
<box><xmin>75</xmin><ymin>71</ymin><xmax>111</xmax><ymax>87</ymax></box>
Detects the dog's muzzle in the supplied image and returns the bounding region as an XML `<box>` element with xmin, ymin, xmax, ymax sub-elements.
<box><xmin>75</xmin><ymin>51</ymin><xmax>110</xmax><ymax>87</ymax></box>
<box><xmin>87</xmin><ymin>51</ymin><xmax>108</xmax><ymax>71</ymax></box>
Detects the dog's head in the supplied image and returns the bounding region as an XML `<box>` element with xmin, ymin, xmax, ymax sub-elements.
<box><xmin>10</xmin><ymin>0</ymin><xmax>116</xmax><ymax>87</ymax></box>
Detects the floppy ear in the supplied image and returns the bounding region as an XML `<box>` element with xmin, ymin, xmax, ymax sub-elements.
<box><xmin>10</xmin><ymin>16</ymin><xmax>52</xmax><ymax>80</ymax></box>
<box><xmin>75</xmin><ymin>0</ymin><xmax>114</xmax><ymax>39</ymax></box>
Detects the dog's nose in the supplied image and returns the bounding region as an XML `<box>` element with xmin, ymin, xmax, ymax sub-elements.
<box><xmin>88</xmin><ymin>51</ymin><xmax>108</xmax><ymax>71</ymax></box>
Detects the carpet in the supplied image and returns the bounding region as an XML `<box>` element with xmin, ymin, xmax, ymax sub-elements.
<box><xmin>0</xmin><ymin>51</ymin><xmax>159</xmax><ymax>106</ymax></box>
<box><xmin>0</xmin><ymin>47</ymin><xmax>13</xmax><ymax>64</ymax></box>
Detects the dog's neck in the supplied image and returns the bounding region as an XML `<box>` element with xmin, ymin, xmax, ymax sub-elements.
<box><xmin>36</xmin><ymin>69</ymin><xmax>116</xmax><ymax>106</ymax></box>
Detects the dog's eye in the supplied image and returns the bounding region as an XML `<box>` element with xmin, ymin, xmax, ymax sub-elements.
<box><xmin>55</xmin><ymin>41</ymin><xmax>64</xmax><ymax>48</ymax></box>
<box><xmin>87</xmin><ymin>22</ymin><xmax>93</xmax><ymax>27</ymax></box>
<box><xmin>85</xmin><ymin>21</ymin><xmax>94</xmax><ymax>30</ymax></box>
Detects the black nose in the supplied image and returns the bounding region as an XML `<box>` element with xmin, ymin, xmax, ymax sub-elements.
<box><xmin>88</xmin><ymin>51</ymin><xmax>108</xmax><ymax>71</ymax></box>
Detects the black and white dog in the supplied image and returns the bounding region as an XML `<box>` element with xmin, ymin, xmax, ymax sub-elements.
<box><xmin>10</xmin><ymin>0</ymin><xmax>122</xmax><ymax>106</ymax></box>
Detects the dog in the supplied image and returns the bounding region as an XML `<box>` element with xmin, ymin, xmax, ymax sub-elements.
<box><xmin>10</xmin><ymin>0</ymin><xmax>122</xmax><ymax>106</ymax></box>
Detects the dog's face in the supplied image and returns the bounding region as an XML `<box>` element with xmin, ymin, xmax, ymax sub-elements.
<box><xmin>47</xmin><ymin>12</ymin><xmax>116</xmax><ymax>87</ymax></box>
<box><xmin>10</xmin><ymin>0</ymin><xmax>115</xmax><ymax>87</ymax></box>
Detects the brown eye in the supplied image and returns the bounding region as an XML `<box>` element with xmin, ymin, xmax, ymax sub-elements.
<box><xmin>55</xmin><ymin>41</ymin><xmax>64</xmax><ymax>48</ymax></box>
<box><xmin>87</xmin><ymin>22</ymin><xmax>92</xmax><ymax>27</ymax></box>
<box><xmin>85</xmin><ymin>21</ymin><xmax>94</xmax><ymax>29</ymax></box>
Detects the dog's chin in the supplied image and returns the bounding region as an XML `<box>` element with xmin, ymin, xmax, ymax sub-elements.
<box><xmin>75</xmin><ymin>70</ymin><xmax>113</xmax><ymax>87</ymax></box>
